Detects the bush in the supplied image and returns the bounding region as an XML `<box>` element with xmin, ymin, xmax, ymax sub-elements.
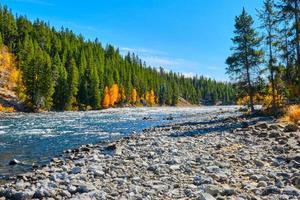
<box><xmin>281</xmin><ymin>105</ymin><xmax>300</xmax><ymax>124</ymax></box>
<box><xmin>0</xmin><ymin>104</ymin><xmax>15</xmax><ymax>112</ymax></box>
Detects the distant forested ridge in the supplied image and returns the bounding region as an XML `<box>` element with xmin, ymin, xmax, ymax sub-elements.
<box><xmin>0</xmin><ymin>5</ymin><xmax>235</xmax><ymax>111</ymax></box>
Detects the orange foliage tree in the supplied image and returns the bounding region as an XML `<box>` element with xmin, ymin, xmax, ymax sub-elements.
<box><xmin>109</xmin><ymin>84</ymin><xmax>119</xmax><ymax>106</ymax></box>
<box><xmin>102</xmin><ymin>86</ymin><xmax>110</xmax><ymax>108</ymax></box>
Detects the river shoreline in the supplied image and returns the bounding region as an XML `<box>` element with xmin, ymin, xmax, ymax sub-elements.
<box><xmin>0</xmin><ymin>109</ymin><xmax>300</xmax><ymax>199</ymax></box>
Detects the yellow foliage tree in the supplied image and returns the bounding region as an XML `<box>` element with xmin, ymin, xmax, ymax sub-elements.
<box><xmin>131</xmin><ymin>88</ymin><xmax>138</xmax><ymax>104</ymax></box>
<box><xmin>102</xmin><ymin>87</ymin><xmax>110</xmax><ymax>108</ymax></box>
<box><xmin>0</xmin><ymin>45</ymin><xmax>22</xmax><ymax>91</ymax></box>
<box><xmin>109</xmin><ymin>84</ymin><xmax>119</xmax><ymax>106</ymax></box>
<box><xmin>145</xmin><ymin>90</ymin><xmax>156</xmax><ymax>106</ymax></box>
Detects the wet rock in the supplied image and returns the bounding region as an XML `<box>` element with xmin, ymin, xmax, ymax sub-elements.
<box><xmin>9</xmin><ymin>159</ymin><xmax>20</xmax><ymax>165</ymax></box>
<box><xmin>241</xmin><ymin>121</ymin><xmax>249</xmax><ymax>128</ymax></box>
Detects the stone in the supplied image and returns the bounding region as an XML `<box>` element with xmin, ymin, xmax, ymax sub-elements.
<box><xmin>222</xmin><ymin>187</ymin><xmax>235</xmax><ymax>196</ymax></box>
<box><xmin>269</xmin><ymin>131</ymin><xmax>281</xmax><ymax>138</ymax></box>
<box><xmin>289</xmin><ymin>160</ymin><xmax>300</xmax><ymax>169</ymax></box>
<box><xmin>255</xmin><ymin>122</ymin><xmax>269</xmax><ymax>129</ymax></box>
<box><xmin>71</xmin><ymin>167</ymin><xmax>82</xmax><ymax>174</ymax></box>
<box><xmin>33</xmin><ymin>188</ymin><xmax>52</xmax><ymax>198</ymax></box>
<box><xmin>254</xmin><ymin>159</ymin><xmax>264</xmax><ymax>167</ymax></box>
<box><xmin>67</xmin><ymin>185</ymin><xmax>77</xmax><ymax>194</ymax></box>
<box><xmin>60</xmin><ymin>190</ymin><xmax>72</xmax><ymax>198</ymax></box>
<box><xmin>184</xmin><ymin>189</ymin><xmax>194</xmax><ymax>197</ymax></box>
<box><xmin>76</xmin><ymin>184</ymin><xmax>95</xmax><ymax>193</ymax></box>
<box><xmin>291</xmin><ymin>176</ymin><xmax>300</xmax><ymax>189</ymax></box>
<box><xmin>205</xmin><ymin>185</ymin><xmax>223</xmax><ymax>196</ymax></box>
<box><xmin>9</xmin><ymin>159</ymin><xmax>20</xmax><ymax>165</ymax></box>
<box><xmin>282</xmin><ymin>186</ymin><xmax>300</xmax><ymax>196</ymax></box>
<box><xmin>206</xmin><ymin>166</ymin><xmax>220</xmax><ymax>173</ymax></box>
<box><xmin>198</xmin><ymin>192</ymin><xmax>216</xmax><ymax>200</ymax></box>
<box><xmin>284</xmin><ymin>124</ymin><xmax>299</xmax><ymax>132</ymax></box>
<box><xmin>258</xmin><ymin>132</ymin><xmax>268</xmax><ymax>138</ymax></box>
<box><xmin>92</xmin><ymin>169</ymin><xmax>105</xmax><ymax>177</ymax></box>
<box><xmin>269</xmin><ymin>124</ymin><xmax>280</xmax><ymax>130</ymax></box>
<box><xmin>262</xmin><ymin>186</ymin><xmax>281</xmax><ymax>195</ymax></box>
<box><xmin>257</xmin><ymin>181</ymin><xmax>267</xmax><ymax>188</ymax></box>
<box><xmin>12</xmin><ymin>191</ymin><xmax>34</xmax><ymax>200</ymax></box>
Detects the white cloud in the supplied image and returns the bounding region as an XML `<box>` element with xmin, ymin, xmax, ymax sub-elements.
<box><xmin>120</xmin><ymin>46</ymin><xmax>198</xmax><ymax>69</ymax></box>
<box><xmin>182</xmin><ymin>72</ymin><xmax>196</xmax><ymax>78</ymax></box>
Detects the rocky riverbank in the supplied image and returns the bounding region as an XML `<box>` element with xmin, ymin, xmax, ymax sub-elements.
<box><xmin>0</xmin><ymin>112</ymin><xmax>300</xmax><ymax>200</ymax></box>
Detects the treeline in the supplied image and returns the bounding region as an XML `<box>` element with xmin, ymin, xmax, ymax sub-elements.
<box><xmin>0</xmin><ymin>5</ymin><xmax>235</xmax><ymax>111</ymax></box>
<box><xmin>227</xmin><ymin>0</ymin><xmax>300</xmax><ymax>114</ymax></box>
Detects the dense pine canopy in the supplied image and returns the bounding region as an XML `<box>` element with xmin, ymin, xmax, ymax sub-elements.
<box><xmin>0</xmin><ymin>5</ymin><xmax>235</xmax><ymax>111</ymax></box>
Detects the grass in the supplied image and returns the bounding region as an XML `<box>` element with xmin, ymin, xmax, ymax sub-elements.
<box><xmin>281</xmin><ymin>105</ymin><xmax>300</xmax><ymax>124</ymax></box>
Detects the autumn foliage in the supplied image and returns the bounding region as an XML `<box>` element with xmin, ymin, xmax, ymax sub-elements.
<box><xmin>102</xmin><ymin>87</ymin><xmax>110</xmax><ymax>108</ymax></box>
<box><xmin>101</xmin><ymin>84</ymin><xmax>120</xmax><ymax>108</ymax></box>
<box><xmin>131</xmin><ymin>88</ymin><xmax>138</xmax><ymax>104</ymax></box>
<box><xmin>281</xmin><ymin>105</ymin><xmax>300</xmax><ymax>124</ymax></box>
<box><xmin>109</xmin><ymin>84</ymin><xmax>119</xmax><ymax>106</ymax></box>
<box><xmin>0</xmin><ymin>45</ymin><xmax>22</xmax><ymax>91</ymax></box>
<box><xmin>145</xmin><ymin>90</ymin><xmax>156</xmax><ymax>106</ymax></box>
<box><xmin>0</xmin><ymin>104</ymin><xmax>15</xmax><ymax>112</ymax></box>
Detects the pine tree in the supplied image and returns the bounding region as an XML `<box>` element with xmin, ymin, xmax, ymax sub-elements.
<box><xmin>258</xmin><ymin>0</ymin><xmax>280</xmax><ymax>110</ymax></box>
<box><xmin>226</xmin><ymin>8</ymin><xmax>264</xmax><ymax>113</ymax></box>
<box><xmin>65</xmin><ymin>57</ymin><xmax>79</xmax><ymax>110</ymax></box>
<box><xmin>0</xmin><ymin>33</ymin><xmax>3</xmax><ymax>45</ymax></box>
<box><xmin>39</xmin><ymin>52</ymin><xmax>54</xmax><ymax>110</ymax></box>
<box><xmin>78</xmin><ymin>51</ymin><xmax>88</xmax><ymax>106</ymax></box>
<box><xmin>53</xmin><ymin>53</ymin><xmax>67</xmax><ymax>110</ymax></box>
<box><xmin>277</xmin><ymin>0</ymin><xmax>300</xmax><ymax>95</ymax></box>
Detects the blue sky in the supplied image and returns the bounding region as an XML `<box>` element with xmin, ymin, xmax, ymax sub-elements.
<box><xmin>2</xmin><ymin>0</ymin><xmax>263</xmax><ymax>81</ymax></box>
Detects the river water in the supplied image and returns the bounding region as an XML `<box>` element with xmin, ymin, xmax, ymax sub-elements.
<box><xmin>0</xmin><ymin>106</ymin><xmax>239</xmax><ymax>181</ymax></box>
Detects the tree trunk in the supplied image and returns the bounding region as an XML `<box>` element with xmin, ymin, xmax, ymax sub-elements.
<box><xmin>294</xmin><ymin>1</ymin><xmax>300</xmax><ymax>96</ymax></box>
<box><xmin>246</xmin><ymin>65</ymin><xmax>255</xmax><ymax>113</ymax></box>
<box><xmin>268</xmin><ymin>31</ymin><xmax>276</xmax><ymax>112</ymax></box>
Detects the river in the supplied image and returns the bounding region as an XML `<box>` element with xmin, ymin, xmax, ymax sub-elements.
<box><xmin>0</xmin><ymin>106</ymin><xmax>239</xmax><ymax>181</ymax></box>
